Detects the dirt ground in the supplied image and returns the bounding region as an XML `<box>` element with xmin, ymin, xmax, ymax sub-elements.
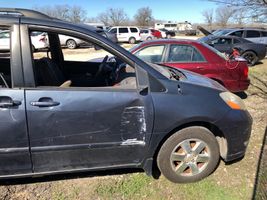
<box><xmin>0</xmin><ymin>47</ymin><xmax>266</xmax><ymax>200</ymax></box>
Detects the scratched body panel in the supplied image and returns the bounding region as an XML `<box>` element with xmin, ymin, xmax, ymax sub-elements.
<box><xmin>25</xmin><ymin>89</ymin><xmax>153</xmax><ymax>172</ymax></box>
<box><xmin>0</xmin><ymin>89</ymin><xmax>32</xmax><ymax>175</ymax></box>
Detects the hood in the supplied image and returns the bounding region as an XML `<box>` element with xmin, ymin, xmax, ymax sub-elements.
<box><xmin>197</xmin><ymin>26</ymin><xmax>212</xmax><ymax>36</ymax></box>
<box><xmin>149</xmin><ymin>63</ymin><xmax>226</xmax><ymax>91</ymax></box>
<box><xmin>197</xmin><ymin>35</ymin><xmax>214</xmax><ymax>43</ymax></box>
<box><xmin>179</xmin><ymin>68</ymin><xmax>226</xmax><ymax>91</ymax></box>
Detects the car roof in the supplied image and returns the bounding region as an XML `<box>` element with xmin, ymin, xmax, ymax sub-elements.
<box><xmin>0</xmin><ymin>8</ymin><xmax>99</xmax><ymax>32</ymax></box>
<box><xmin>139</xmin><ymin>39</ymin><xmax>201</xmax><ymax>45</ymax></box>
<box><xmin>217</xmin><ymin>27</ymin><xmax>267</xmax><ymax>32</ymax></box>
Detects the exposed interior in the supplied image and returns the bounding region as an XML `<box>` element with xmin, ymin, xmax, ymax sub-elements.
<box><xmin>0</xmin><ymin>28</ymin><xmax>137</xmax><ymax>89</ymax></box>
<box><xmin>31</xmin><ymin>31</ymin><xmax>137</xmax><ymax>89</ymax></box>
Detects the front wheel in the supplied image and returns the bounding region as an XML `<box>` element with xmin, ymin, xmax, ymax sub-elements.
<box><xmin>241</xmin><ymin>51</ymin><xmax>258</xmax><ymax>66</ymax></box>
<box><xmin>66</xmin><ymin>39</ymin><xmax>77</xmax><ymax>49</ymax></box>
<box><xmin>157</xmin><ymin>126</ymin><xmax>220</xmax><ymax>183</ymax></box>
<box><xmin>128</xmin><ymin>37</ymin><xmax>136</xmax><ymax>44</ymax></box>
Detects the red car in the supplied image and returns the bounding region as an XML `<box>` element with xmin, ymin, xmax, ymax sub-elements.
<box><xmin>130</xmin><ymin>39</ymin><xmax>250</xmax><ymax>92</ymax></box>
<box><xmin>150</xmin><ymin>29</ymin><xmax>162</xmax><ymax>38</ymax></box>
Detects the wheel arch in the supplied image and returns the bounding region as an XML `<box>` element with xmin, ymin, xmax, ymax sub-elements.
<box><xmin>153</xmin><ymin>121</ymin><xmax>228</xmax><ymax>166</ymax></box>
<box><xmin>210</xmin><ymin>78</ymin><xmax>225</xmax><ymax>86</ymax></box>
<box><xmin>242</xmin><ymin>49</ymin><xmax>258</xmax><ymax>56</ymax></box>
<box><xmin>65</xmin><ymin>38</ymin><xmax>77</xmax><ymax>45</ymax></box>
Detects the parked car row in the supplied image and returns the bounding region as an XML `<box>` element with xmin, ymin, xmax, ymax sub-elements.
<box><xmin>108</xmin><ymin>26</ymin><xmax>177</xmax><ymax>44</ymax></box>
<box><xmin>0</xmin><ymin>30</ymin><xmax>49</xmax><ymax>51</ymax></box>
<box><xmin>198</xmin><ymin>26</ymin><xmax>267</xmax><ymax>66</ymax></box>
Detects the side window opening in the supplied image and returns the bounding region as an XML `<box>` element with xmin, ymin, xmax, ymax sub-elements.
<box><xmin>192</xmin><ymin>48</ymin><xmax>206</xmax><ymax>62</ymax></box>
<box><xmin>261</xmin><ymin>31</ymin><xmax>267</xmax><ymax>37</ymax></box>
<box><xmin>0</xmin><ymin>28</ymin><xmax>11</xmax><ymax>88</ymax></box>
<box><xmin>130</xmin><ymin>28</ymin><xmax>138</xmax><ymax>33</ymax></box>
<box><xmin>109</xmin><ymin>28</ymin><xmax>117</xmax><ymax>34</ymax></box>
<box><xmin>167</xmin><ymin>45</ymin><xmax>205</xmax><ymax>62</ymax></box>
<box><xmin>168</xmin><ymin>45</ymin><xmax>192</xmax><ymax>62</ymax></box>
<box><xmin>246</xmin><ymin>30</ymin><xmax>260</xmax><ymax>38</ymax></box>
<box><xmin>135</xmin><ymin>45</ymin><xmax>165</xmax><ymax>63</ymax></box>
<box><xmin>30</xmin><ymin>30</ymin><xmax>137</xmax><ymax>89</ymax></box>
<box><xmin>230</xmin><ymin>31</ymin><xmax>243</xmax><ymax>37</ymax></box>
<box><xmin>119</xmin><ymin>28</ymin><xmax>129</xmax><ymax>34</ymax></box>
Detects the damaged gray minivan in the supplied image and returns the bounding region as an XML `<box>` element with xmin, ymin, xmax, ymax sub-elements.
<box><xmin>0</xmin><ymin>8</ymin><xmax>252</xmax><ymax>183</ymax></box>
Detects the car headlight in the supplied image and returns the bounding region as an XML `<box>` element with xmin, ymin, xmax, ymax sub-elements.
<box><xmin>219</xmin><ymin>92</ymin><xmax>246</xmax><ymax>110</ymax></box>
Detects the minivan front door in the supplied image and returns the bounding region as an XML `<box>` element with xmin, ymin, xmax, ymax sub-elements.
<box><xmin>25</xmin><ymin>88</ymin><xmax>153</xmax><ymax>172</ymax></box>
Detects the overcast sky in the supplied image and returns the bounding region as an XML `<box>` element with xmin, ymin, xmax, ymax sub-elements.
<box><xmin>1</xmin><ymin>0</ymin><xmax>218</xmax><ymax>23</ymax></box>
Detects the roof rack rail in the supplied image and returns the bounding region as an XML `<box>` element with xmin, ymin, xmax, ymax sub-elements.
<box><xmin>0</xmin><ymin>8</ymin><xmax>51</xmax><ymax>19</ymax></box>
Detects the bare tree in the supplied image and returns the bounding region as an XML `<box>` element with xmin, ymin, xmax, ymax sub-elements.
<box><xmin>233</xmin><ymin>8</ymin><xmax>246</xmax><ymax>26</ymax></box>
<box><xmin>216</xmin><ymin>6</ymin><xmax>236</xmax><ymax>27</ymax></box>
<box><xmin>134</xmin><ymin>7</ymin><xmax>154</xmax><ymax>27</ymax></box>
<box><xmin>68</xmin><ymin>6</ymin><xmax>87</xmax><ymax>23</ymax></box>
<box><xmin>97</xmin><ymin>12</ymin><xmax>110</xmax><ymax>25</ymax></box>
<box><xmin>207</xmin><ymin>0</ymin><xmax>267</xmax><ymax>22</ymax></box>
<box><xmin>202</xmin><ymin>9</ymin><xmax>213</xmax><ymax>30</ymax></box>
<box><xmin>54</xmin><ymin>5</ymin><xmax>70</xmax><ymax>20</ymax></box>
<box><xmin>34</xmin><ymin>5</ymin><xmax>87</xmax><ymax>23</ymax></box>
<box><xmin>97</xmin><ymin>8</ymin><xmax>129</xmax><ymax>26</ymax></box>
<box><xmin>86</xmin><ymin>17</ymin><xmax>99</xmax><ymax>23</ymax></box>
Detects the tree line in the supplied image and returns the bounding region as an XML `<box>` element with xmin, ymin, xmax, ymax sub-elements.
<box><xmin>202</xmin><ymin>0</ymin><xmax>267</xmax><ymax>30</ymax></box>
<box><xmin>34</xmin><ymin>5</ymin><xmax>155</xmax><ymax>27</ymax></box>
<box><xmin>34</xmin><ymin>1</ymin><xmax>266</xmax><ymax>28</ymax></box>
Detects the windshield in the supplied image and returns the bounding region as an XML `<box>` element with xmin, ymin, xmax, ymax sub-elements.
<box><xmin>212</xmin><ymin>29</ymin><xmax>233</xmax><ymax>36</ymax></box>
<box><xmin>201</xmin><ymin>42</ymin><xmax>228</xmax><ymax>60</ymax></box>
<box><xmin>198</xmin><ymin>36</ymin><xmax>212</xmax><ymax>43</ymax></box>
<box><xmin>128</xmin><ymin>43</ymin><xmax>142</xmax><ymax>52</ymax></box>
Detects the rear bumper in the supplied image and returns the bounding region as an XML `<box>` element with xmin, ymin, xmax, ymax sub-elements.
<box><xmin>215</xmin><ymin>109</ymin><xmax>252</xmax><ymax>162</ymax></box>
<box><xmin>224</xmin><ymin>78</ymin><xmax>250</xmax><ymax>92</ymax></box>
<box><xmin>238</xmin><ymin>79</ymin><xmax>250</xmax><ymax>91</ymax></box>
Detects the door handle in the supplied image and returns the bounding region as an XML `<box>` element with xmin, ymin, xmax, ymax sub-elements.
<box><xmin>30</xmin><ymin>101</ymin><xmax>60</xmax><ymax>107</ymax></box>
<box><xmin>0</xmin><ymin>96</ymin><xmax>21</xmax><ymax>108</ymax></box>
<box><xmin>30</xmin><ymin>97</ymin><xmax>60</xmax><ymax>107</ymax></box>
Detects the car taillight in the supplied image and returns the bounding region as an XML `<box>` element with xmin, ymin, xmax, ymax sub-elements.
<box><xmin>244</xmin><ymin>66</ymin><xmax>248</xmax><ymax>77</ymax></box>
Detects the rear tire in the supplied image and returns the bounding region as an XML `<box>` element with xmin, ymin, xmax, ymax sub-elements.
<box><xmin>66</xmin><ymin>39</ymin><xmax>77</xmax><ymax>49</ymax></box>
<box><xmin>129</xmin><ymin>37</ymin><xmax>136</xmax><ymax>44</ymax></box>
<box><xmin>241</xmin><ymin>51</ymin><xmax>258</xmax><ymax>66</ymax></box>
<box><xmin>157</xmin><ymin>126</ymin><xmax>220</xmax><ymax>183</ymax></box>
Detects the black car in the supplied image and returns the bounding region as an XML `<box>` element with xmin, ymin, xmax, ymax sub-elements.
<box><xmin>199</xmin><ymin>35</ymin><xmax>266</xmax><ymax>66</ymax></box>
<box><xmin>100</xmin><ymin>29</ymin><xmax>118</xmax><ymax>43</ymax></box>
<box><xmin>159</xmin><ymin>28</ymin><xmax>176</xmax><ymax>38</ymax></box>
<box><xmin>0</xmin><ymin>8</ymin><xmax>252</xmax><ymax>183</ymax></box>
